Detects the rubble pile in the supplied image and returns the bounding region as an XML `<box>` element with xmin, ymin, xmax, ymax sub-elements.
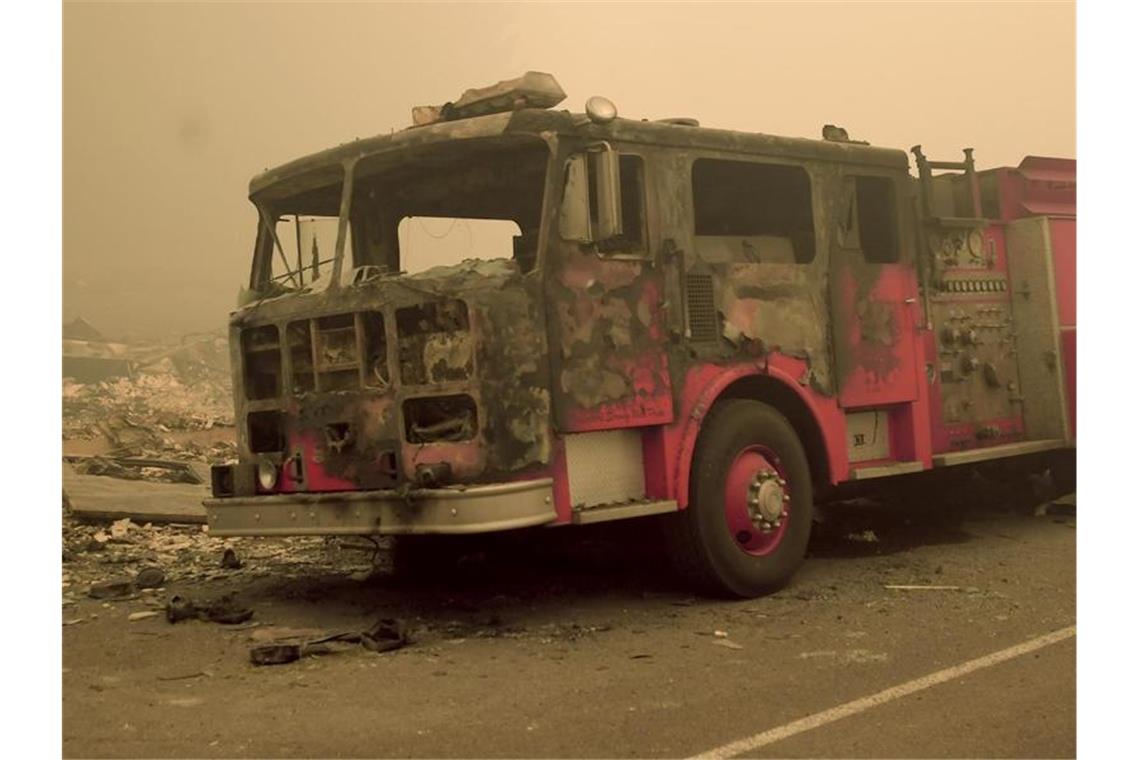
<box><xmin>71</xmin><ymin>457</ymin><xmax>201</xmax><ymax>484</ymax></box>
<box><xmin>63</xmin><ymin>331</ymin><xmax>235</xmax><ymax>462</ymax></box>
<box><xmin>61</xmin><ymin>517</ymin><xmax>378</xmax><ymax>608</ymax></box>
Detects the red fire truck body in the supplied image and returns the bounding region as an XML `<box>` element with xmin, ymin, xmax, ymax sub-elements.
<box><xmin>204</xmin><ymin>74</ymin><xmax>1075</xmax><ymax>597</ymax></box>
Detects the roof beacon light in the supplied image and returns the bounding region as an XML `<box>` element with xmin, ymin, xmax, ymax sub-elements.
<box><xmin>412</xmin><ymin>71</ymin><xmax>567</xmax><ymax>127</ymax></box>
<box><xmin>585</xmin><ymin>96</ymin><xmax>618</xmax><ymax>125</ymax></box>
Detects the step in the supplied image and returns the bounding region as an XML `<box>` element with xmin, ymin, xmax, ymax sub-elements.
<box><xmin>847</xmin><ymin>461</ymin><xmax>926</xmax><ymax>481</ymax></box>
<box><xmin>571</xmin><ymin>499</ymin><xmax>678</xmax><ymax>525</ymax></box>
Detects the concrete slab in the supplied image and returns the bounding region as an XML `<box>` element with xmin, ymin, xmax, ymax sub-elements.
<box><xmin>63</xmin><ymin>462</ymin><xmax>208</xmax><ymax>524</ymax></box>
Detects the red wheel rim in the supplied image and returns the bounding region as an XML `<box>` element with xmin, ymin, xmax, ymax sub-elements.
<box><xmin>723</xmin><ymin>444</ymin><xmax>790</xmax><ymax>557</ymax></box>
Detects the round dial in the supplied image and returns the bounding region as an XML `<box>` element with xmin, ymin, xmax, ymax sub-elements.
<box><xmin>967</xmin><ymin>230</ymin><xmax>984</xmax><ymax>259</ymax></box>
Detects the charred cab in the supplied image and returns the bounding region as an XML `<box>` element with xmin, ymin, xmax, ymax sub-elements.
<box><xmin>206</xmin><ymin>74</ymin><xmax>561</xmax><ymax>535</ymax></box>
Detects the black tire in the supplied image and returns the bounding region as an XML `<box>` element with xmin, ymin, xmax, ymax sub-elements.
<box><xmin>664</xmin><ymin>399</ymin><xmax>813</xmax><ymax>598</ymax></box>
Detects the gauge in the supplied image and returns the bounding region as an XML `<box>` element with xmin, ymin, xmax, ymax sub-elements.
<box><xmin>967</xmin><ymin>230</ymin><xmax>984</xmax><ymax>259</ymax></box>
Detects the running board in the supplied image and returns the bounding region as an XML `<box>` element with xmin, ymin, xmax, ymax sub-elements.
<box><xmin>571</xmin><ymin>499</ymin><xmax>678</xmax><ymax>525</ymax></box>
<box><xmin>932</xmin><ymin>439</ymin><xmax>1069</xmax><ymax>468</ymax></box>
<box><xmin>847</xmin><ymin>461</ymin><xmax>926</xmax><ymax>481</ymax></box>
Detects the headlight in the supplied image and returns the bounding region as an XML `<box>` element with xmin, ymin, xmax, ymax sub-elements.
<box><xmin>256</xmin><ymin>459</ymin><xmax>279</xmax><ymax>491</ymax></box>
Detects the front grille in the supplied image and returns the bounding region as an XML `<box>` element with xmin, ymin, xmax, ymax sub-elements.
<box><xmin>277</xmin><ymin>311</ymin><xmax>388</xmax><ymax>394</ymax></box>
<box><xmin>238</xmin><ymin>303</ymin><xmax>484</xmax><ymax>492</ymax></box>
<box><xmin>245</xmin><ymin>301</ymin><xmax>472</xmax><ymax>398</ymax></box>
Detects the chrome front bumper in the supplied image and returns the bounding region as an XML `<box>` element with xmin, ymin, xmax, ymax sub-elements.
<box><xmin>203</xmin><ymin>478</ymin><xmax>556</xmax><ymax>537</ymax></box>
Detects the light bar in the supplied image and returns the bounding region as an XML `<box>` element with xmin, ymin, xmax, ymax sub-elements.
<box><xmin>412</xmin><ymin>71</ymin><xmax>567</xmax><ymax>127</ymax></box>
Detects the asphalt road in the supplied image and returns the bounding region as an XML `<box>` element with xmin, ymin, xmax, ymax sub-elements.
<box><xmin>63</xmin><ymin>493</ymin><xmax>1076</xmax><ymax>758</ymax></box>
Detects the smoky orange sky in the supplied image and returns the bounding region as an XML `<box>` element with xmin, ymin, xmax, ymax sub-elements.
<box><xmin>63</xmin><ymin>1</ymin><xmax>1074</xmax><ymax>340</ymax></box>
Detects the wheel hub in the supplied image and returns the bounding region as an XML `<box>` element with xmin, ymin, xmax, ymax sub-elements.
<box><xmin>747</xmin><ymin>471</ymin><xmax>789</xmax><ymax>532</ymax></box>
<box><xmin>723</xmin><ymin>445</ymin><xmax>792</xmax><ymax>557</ymax></box>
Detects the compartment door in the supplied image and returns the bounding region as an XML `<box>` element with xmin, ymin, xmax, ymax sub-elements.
<box><xmin>829</xmin><ymin>174</ymin><xmax>921</xmax><ymax>408</ymax></box>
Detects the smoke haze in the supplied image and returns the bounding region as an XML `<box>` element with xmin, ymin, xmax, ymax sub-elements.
<box><xmin>63</xmin><ymin>1</ymin><xmax>1074</xmax><ymax>339</ymax></box>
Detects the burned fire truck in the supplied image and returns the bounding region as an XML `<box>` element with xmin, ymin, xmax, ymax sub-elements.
<box><xmin>205</xmin><ymin>72</ymin><xmax>1076</xmax><ymax>597</ymax></box>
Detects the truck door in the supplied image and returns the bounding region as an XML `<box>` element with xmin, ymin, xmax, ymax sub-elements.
<box><xmin>829</xmin><ymin>173</ymin><xmax>921</xmax><ymax>408</ymax></box>
<box><xmin>547</xmin><ymin>146</ymin><xmax>674</xmax><ymax>432</ymax></box>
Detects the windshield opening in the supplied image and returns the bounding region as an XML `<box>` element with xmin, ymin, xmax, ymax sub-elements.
<box><xmin>397</xmin><ymin>217</ymin><xmax>524</xmax><ymax>275</ymax></box>
<box><xmin>266</xmin><ymin>215</ymin><xmax>347</xmax><ymax>288</ymax></box>
<box><xmin>250</xmin><ymin>138</ymin><xmax>549</xmax><ymax>293</ymax></box>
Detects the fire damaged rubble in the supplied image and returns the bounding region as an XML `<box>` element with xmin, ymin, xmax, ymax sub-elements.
<box><xmin>62</xmin><ymin>328</ymin><xmax>240</xmax><ymax>525</ymax></box>
<box><xmin>62</xmin><ymin>328</ymin><xmax>235</xmax><ymax>462</ymax></box>
<box><xmin>61</xmin><ymin>516</ymin><xmax>380</xmax><ymax>610</ymax></box>
<box><xmin>60</xmin><ymin>514</ymin><xmax>621</xmax><ymax>663</ymax></box>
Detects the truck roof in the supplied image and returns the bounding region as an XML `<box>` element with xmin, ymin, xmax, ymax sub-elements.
<box><xmin>249</xmin><ymin>108</ymin><xmax>909</xmax><ymax>199</ymax></box>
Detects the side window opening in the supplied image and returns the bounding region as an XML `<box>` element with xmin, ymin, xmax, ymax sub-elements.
<box><xmin>691</xmin><ymin>159</ymin><xmax>816</xmax><ymax>264</ymax></box>
<box><xmin>844</xmin><ymin>175</ymin><xmax>900</xmax><ymax>264</ymax></box>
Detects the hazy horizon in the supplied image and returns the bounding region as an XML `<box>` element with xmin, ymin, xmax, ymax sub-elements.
<box><xmin>64</xmin><ymin>1</ymin><xmax>1075</xmax><ymax>341</ymax></box>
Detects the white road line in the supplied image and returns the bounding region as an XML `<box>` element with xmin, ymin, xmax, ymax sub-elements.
<box><xmin>690</xmin><ymin>625</ymin><xmax>1076</xmax><ymax>760</ymax></box>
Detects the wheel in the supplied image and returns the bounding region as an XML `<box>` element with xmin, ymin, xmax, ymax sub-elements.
<box><xmin>664</xmin><ymin>399</ymin><xmax>813</xmax><ymax>597</ymax></box>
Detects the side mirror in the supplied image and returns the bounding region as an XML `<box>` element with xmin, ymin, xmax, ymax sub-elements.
<box><xmin>591</xmin><ymin>144</ymin><xmax>623</xmax><ymax>241</ymax></box>
<box><xmin>558</xmin><ymin>143</ymin><xmax>624</xmax><ymax>245</ymax></box>
<box><xmin>559</xmin><ymin>154</ymin><xmax>591</xmax><ymax>243</ymax></box>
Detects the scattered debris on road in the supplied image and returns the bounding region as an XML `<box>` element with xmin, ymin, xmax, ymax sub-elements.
<box><xmin>165</xmin><ymin>593</ymin><xmax>254</xmax><ymax>625</ymax></box>
<box><xmin>712</xmin><ymin>639</ymin><xmax>744</xmax><ymax>651</ymax></box>
<box><xmin>249</xmin><ymin>618</ymin><xmax>409</xmax><ymax>665</ymax></box>
<box><xmin>156</xmin><ymin>671</ymin><xmax>211</xmax><ymax>682</ymax></box>
<box><xmin>135</xmin><ymin>566</ymin><xmax>166</xmax><ymax>589</ymax></box>
<box><xmin>362</xmin><ymin>618</ymin><xmax>409</xmax><ymax>653</ymax></box>
<box><xmin>87</xmin><ymin>579</ymin><xmax>136</xmax><ymax>600</ymax></box>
